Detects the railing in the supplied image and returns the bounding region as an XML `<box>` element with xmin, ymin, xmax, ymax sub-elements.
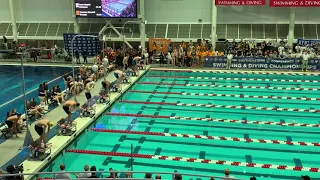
<box><xmin>0</xmin><ymin>170</ymin><xmax>243</xmax><ymax>180</ymax></box>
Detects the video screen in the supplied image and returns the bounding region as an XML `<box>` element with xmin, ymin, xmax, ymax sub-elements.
<box><xmin>75</xmin><ymin>0</ymin><xmax>137</xmax><ymax>18</ymax></box>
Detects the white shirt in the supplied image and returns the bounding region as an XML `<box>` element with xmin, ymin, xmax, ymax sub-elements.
<box><xmin>144</xmin><ymin>53</ymin><xmax>149</xmax><ymax>59</ymax></box>
<box><xmin>302</xmin><ymin>53</ymin><xmax>309</xmax><ymax>61</ymax></box>
<box><xmin>92</xmin><ymin>64</ymin><xmax>99</xmax><ymax>72</ymax></box>
<box><xmin>78</xmin><ymin>172</ymin><xmax>91</xmax><ymax>178</ymax></box>
<box><xmin>227</xmin><ymin>54</ymin><xmax>233</xmax><ymax>60</ymax></box>
<box><xmin>55</xmin><ymin>170</ymin><xmax>71</xmax><ymax>179</ymax></box>
<box><xmin>296</xmin><ymin>52</ymin><xmax>302</xmax><ymax>58</ymax></box>
<box><xmin>103</xmin><ymin>57</ymin><xmax>109</xmax><ymax>68</ymax></box>
<box><xmin>221</xmin><ymin>175</ymin><xmax>235</xmax><ymax>180</ymax></box>
<box><xmin>278</xmin><ymin>46</ymin><xmax>284</xmax><ymax>53</ymax></box>
<box><xmin>295</xmin><ymin>45</ymin><xmax>300</xmax><ymax>53</ymax></box>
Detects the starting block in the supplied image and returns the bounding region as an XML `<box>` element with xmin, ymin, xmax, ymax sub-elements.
<box><xmin>80</xmin><ymin>107</ymin><xmax>96</xmax><ymax>118</ymax></box>
<box><xmin>131</xmin><ymin>71</ymin><xmax>139</xmax><ymax>77</ymax></box>
<box><xmin>97</xmin><ymin>95</ymin><xmax>110</xmax><ymax>104</ymax></box>
<box><xmin>57</xmin><ymin>118</ymin><xmax>77</xmax><ymax>136</ymax></box>
<box><xmin>110</xmin><ymin>85</ymin><xmax>121</xmax><ymax>93</ymax></box>
<box><xmin>28</xmin><ymin>143</ymin><xmax>52</xmax><ymax>161</ymax></box>
<box><xmin>122</xmin><ymin>76</ymin><xmax>131</xmax><ymax>84</ymax></box>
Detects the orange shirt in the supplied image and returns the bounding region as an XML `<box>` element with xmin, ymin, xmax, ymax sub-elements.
<box><xmin>208</xmin><ymin>51</ymin><xmax>214</xmax><ymax>56</ymax></box>
<box><xmin>201</xmin><ymin>51</ymin><xmax>208</xmax><ymax>57</ymax></box>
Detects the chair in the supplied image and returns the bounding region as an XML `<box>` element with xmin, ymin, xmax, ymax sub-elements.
<box><xmin>0</xmin><ymin>123</ymin><xmax>9</xmax><ymax>139</ymax></box>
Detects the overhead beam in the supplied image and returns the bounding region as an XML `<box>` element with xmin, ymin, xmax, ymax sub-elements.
<box><xmin>107</xmin><ymin>21</ymin><xmax>132</xmax><ymax>48</ymax></box>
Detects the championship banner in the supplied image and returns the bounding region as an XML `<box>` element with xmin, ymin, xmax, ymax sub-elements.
<box><xmin>215</xmin><ymin>0</ymin><xmax>265</xmax><ymax>5</ymax></box>
<box><xmin>149</xmin><ymin>38</ymin><xmax>171</xmax><ymax>54</ymax></box>
<box><xmin>269</xmin><ymin>0</ymin><xmax>320</xmax><ymax>7</ymax></box>
<box><xmin>297</xmin><ymin>39</ymin><xmax>320</xmax><ymax>46</ymax></box>
<box><xmin>63</xmin><ymin>33</ymin><xmax>101</xmax><ymax>56</ymax></box>
<box><xmin>204</xmin><ymin>56</ymin><xmax>320</xmax><ymax>70</ymax></box>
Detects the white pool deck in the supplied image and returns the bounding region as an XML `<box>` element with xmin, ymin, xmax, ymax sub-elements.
<box><xmin>0</xmin><ymin>65</ymin><xmax>150</xmax><ymax>180</ymax></box>
<box><xmin>0</xmin><ymin>64</ymin><xmax>319</xmax><ymax>179</ymax></box>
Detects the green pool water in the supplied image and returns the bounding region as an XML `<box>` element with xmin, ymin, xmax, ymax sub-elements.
<box><xmin>41</xmin><ymin>70</ymin><xmax>320</xmax><ymax>180</ymax></box>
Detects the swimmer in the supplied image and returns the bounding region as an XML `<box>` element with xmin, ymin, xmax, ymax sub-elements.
<box><xmin>92</xmin><ymin>64</ymin><xmax>99</xmax><ymax>81</ymax></box>
<box><xmin>34</xmin><ymin>119</ymin><xmax>54</xmax><ymax>148</ymax></box>
<box><xmin>123</xmin><ymin>54</ymin><xmax>129</xmax><ymax>70</ymax></box>
<box><xmin>85</xmin><ymin>81</ymin><xmax>95</xmax><ymax>108</ymax></box>
<box><xmin>6</xmin><ymin>112</ymin><xmax>21</xmax><ymax>137</ymax></box>
<box><xmin>132</xmin><ymin>55</ymin><xmax>141</xmax><ymax>72</ymax></box>
<box><xmin>114</xmin><ymin>70</ymin><xmax>125</xmax><ymax>86</ymax></box>
<box><xmin>101</xmin><ymin>80</ymin><xmax>111</xmax><ymax>95</ymax></box>
<box><xmin>62</xmin><ymin>100</ymin><xmax>80</xmax><ymax>124</ymax></box>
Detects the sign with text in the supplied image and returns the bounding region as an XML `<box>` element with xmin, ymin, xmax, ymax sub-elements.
<box><xmin>215</xmin><ymin>0</ymin><xmax>265</xmax><ymax>5</ymax></box>
<box><xmin>297</xmin><ymin>39</ymin><xmax>320</xmax><ymax>46</ymax></box>
<box><xmin>204</xmin><ymin>56</ymin><xmax>320</xmax><ymax>70</ymax></box>
<box><xmin>269</xmin><ymin>0</ymin><xmax>320</xmax><ymax>7</ymax></box>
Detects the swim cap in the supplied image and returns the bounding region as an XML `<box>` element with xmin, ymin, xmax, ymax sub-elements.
<box><xmin>49</xmin><ymin>121</ymin><xmax>54</xmax><ymax>127</ymax></box>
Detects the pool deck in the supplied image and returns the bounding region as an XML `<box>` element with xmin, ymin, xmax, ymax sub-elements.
<box><xmin>0</xmin><ymin>65</ymin><xmax>150</xmax><ymax>179</ymax></box>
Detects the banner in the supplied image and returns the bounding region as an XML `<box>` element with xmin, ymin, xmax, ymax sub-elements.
<box><xmin>297</xmin><ymin>39</ymin><xmax>320</xmax><ymax>46</ymax></box>
<box><xmin>149</xmin><ymin>38</ymin><xmax>171</xmax><ymax>54</ymax></box>
<box><xmin>204</xmin><ymin>56</ymin><xmax>320</xmax><ymax>70</ymax></box>
<box><xmin>63</xmin><ymin>33</ymin><xmax>101</xmax><ymax>56</ymax></box>
<box><xmin>269</xmin><ymin>0</ymin><xmax>320</xmax><ymax>7</ymax></box>
<box><xmin>215</xmin><ymin>0</ymin><xmax>265</xmax><ymax>5</ymax></box>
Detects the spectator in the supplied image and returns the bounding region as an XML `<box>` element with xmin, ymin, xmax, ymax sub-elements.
<box><xmin>108</xmin><ymin>168</ymin><xmax>118</xmax><ymax>178</ymax></box>
<box><xmin>75</xmin><ymin>164</ymin><xmax>91</xmax><ymax>178</ymax></box>
<box><xmin>55</xmin><ymin>164</ymin><xmax>70</xmax><ymax>179</ymax></box>
<box><xmin>125</xmin><ymin>169</ymin><xmax>132</xmax><ymax>178</ymax></box>
<box><xmin>301</xmin><ymin>175</ymin><xmax>311</xmax><ymax>180</ymax></box>
<box><xmin>173</xmin><ymin>170</ymin><xmax>182</xmax><ymax>180</ymax></box>
<box><xmin>155</xmin><ymin>174</ymin><xmax>161</xmax><ymax>179</ymax></box>
<box><xmin>145</xmin><ymin>173</ymin><xmax>152</xmax><ymax>179</ymax></box>
<box><xmin>89</xmin><ymin>166</ymin><xmax>98</xmax><ymax>178</ymax></box>
<box><xmin>221</xmin><ymin>168</ymin><xmax>234</xmax><ymax>180</ymax></box>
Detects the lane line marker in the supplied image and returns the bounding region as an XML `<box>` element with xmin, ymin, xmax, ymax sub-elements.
<box><xmin>67</xmin><ymin>149</ymin><xmax>320</xmax><ymax>173</ymax></box>
<box><xmin>91</xmin><ymin>129</ymin><xmax>320</xmax><ymax>147</ymax></box>
<box><xmin>146</xmin><ymin>76</ymin><xmax>320</xmax><ymax>83</ymax></box>
<box><xmin>137</xmin><ymin>82</ymin><xmax>320</xmax><ymax>92</ymax></box>
<box><xmin>129</xmin><ymin>90</ymin><xmax>320</xmax><ymax>101</ymax></box>
<box><xmin>105</xmin><ymin>113</ymin><xmax>320</xmax><ymax>128</ymax></box>
<box><xmin>151</xmin><ymin>69</ymin><xmax>320</xmax><ymax>76</ymax></box>
<box><xmin>118</xmin><ymin>100</ymin><xmax>320</xmax><ymax>114</ymax></box>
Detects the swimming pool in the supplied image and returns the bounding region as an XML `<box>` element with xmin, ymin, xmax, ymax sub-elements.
<box><xmin>41</xmin><ymin>69</ymin><xmax>320</xmax><ymax>180</ymax></box>
<box><xmin>0</xmin><ymin>65</ymin><xmax>72</xmax><ymax>123</ymax></box>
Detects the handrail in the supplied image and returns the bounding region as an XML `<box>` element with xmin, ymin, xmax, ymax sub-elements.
<box><xmin>0</xmin><ymin>170</ymin><xmax>242</xmax><ymax>180</ymax></box>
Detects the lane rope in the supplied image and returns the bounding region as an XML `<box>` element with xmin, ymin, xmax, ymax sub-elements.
<box><xmin>151</xmin><ymin>69</ymin><xmax>320</xmax><ymax>76</ymax></box>
<box><xmin>137</xmin><ymin>82</ymin><xmax>320</xmax><ymax>91</ymax></box>
<box><xmin>105</xmin><ymin>113</ymin><xmax>320</xmax><ymax>128</ymax></box>
<box><xmin>129</xmin><ymin>90</ymin><xmax>320</xmax><ymax>101</ymax></box>
<box><xmin>118</xmin><ymin>100</ymin><xmax>320</xmax><ymax>113</ymax></box>
<box><xmin>66</xmin><ymin>149</ymin><xmax>320</xmax><ymax>173</ymax></box>
<box><xmin>91</xmin><ymin>129</ymin><xmax>320</xmax><ymax>147</ymax></box>
<box><xmin>146</xmin><ymin>75</ymin><xmax>320</xmax><ymax>83</ymax></box>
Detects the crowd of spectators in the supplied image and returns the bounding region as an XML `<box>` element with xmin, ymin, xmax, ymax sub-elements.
<box><xmin>224</xmin><ymin>39</ymin><xmax>320</xmax><ymax>59</ymax></box>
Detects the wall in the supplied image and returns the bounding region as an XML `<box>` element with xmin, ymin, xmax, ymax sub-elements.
<box><xmin>0</xmin><ymin>0</ymin><xmax>319</xmax><ymax>24</ymax></box>
<box><xmin>0</xmin><ymin>0</ymin><xmax>74</xmax><ymax>22</ymax></box>
<box><xmin>217</xmin><ymin>6</ymin><xmax>320</xmax><ymax>24</ymax></box>
<box><xmin>145</xmin><ymin>0</ymin><xmax>212</xmax><ymax>23</ymax></box>
<box><xmin>0</xmin><ymin>0</ymin><xmax>11</xmax><ymax>22</ymax></box>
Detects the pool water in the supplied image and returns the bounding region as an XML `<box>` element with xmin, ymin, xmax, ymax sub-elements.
<box><xmin>42</xmin><ymin>70</ymin><xmax>320</xmax><ymax>180</ymax></box>
<box><xmin>0</xmin><ymin>65</ymin><xmax>72</xmax><ymax>122</ymax></box>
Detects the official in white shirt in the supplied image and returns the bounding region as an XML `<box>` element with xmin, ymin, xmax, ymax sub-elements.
<box><xmin>302</xmin><ymin>51</ymin><xmax>310</xmax><ymax>72</ymax></box>
<box><xmin>75</xmin><ymin>164</ymin><xmax>91</xmax><ymax>178</ymax></box>
<box><xmin>226</xmin><ymin>52</ymin><xmax>233</xmax><ymax>70</ymax></box>
<box><xmin>55</xmin><ymin>164</ymin><xmax>71</xmax><ymax>179</ymax></box>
